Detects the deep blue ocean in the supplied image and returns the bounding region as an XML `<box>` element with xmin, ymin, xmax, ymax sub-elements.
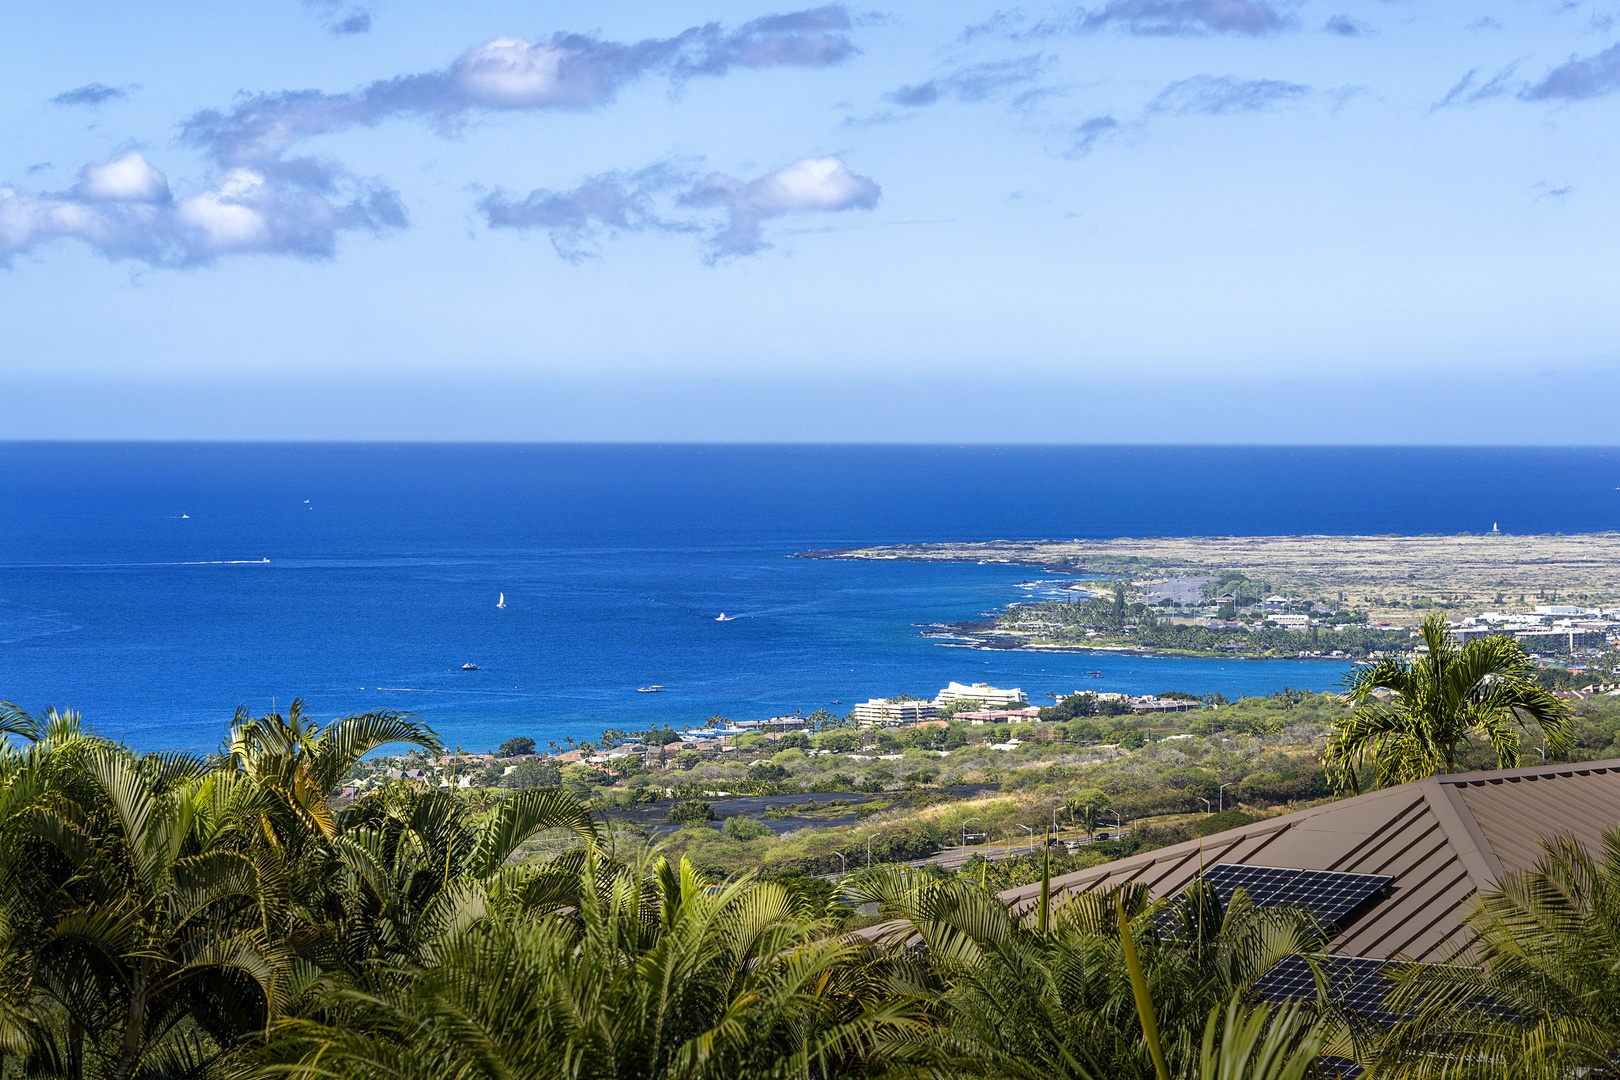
<box><xmin>4</xmin><ymin>444</ymin><xmax>1620</xmax><ymax>753</ymax></box>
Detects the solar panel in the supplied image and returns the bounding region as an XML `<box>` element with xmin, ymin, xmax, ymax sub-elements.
<box><xmin>1196</xmin><ymin>863</ymin><xmax>1392</xmax><ymax>927</ymax></box>
<box><xmin>1253</xmin><ymin>954</ymin><xmax>1407</xmax><ymax>1025</ymax></box>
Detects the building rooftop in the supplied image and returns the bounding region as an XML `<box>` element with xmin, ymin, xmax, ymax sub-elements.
<box><xmin>1001</xmin><ymin>756</ymin><xmax>1620</xmax><ymax>963</ymax></box>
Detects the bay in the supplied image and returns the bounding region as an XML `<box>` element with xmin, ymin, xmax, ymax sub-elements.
<box><xmin>3</xmin><ymin>444</ymin><xmax>1618</xmax><ymax>752</ymax></box>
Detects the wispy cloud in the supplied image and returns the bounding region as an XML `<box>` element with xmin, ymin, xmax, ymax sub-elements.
<box><xmin>52</xmin><ymin>83</ymin><xmax>132</xmax><ymax>107</ymax></box>
<box><xmin>1065</xmin><ymin>114</ymin><xmax>1122</xmax><ymax>156</ymax></box>
<box><xmin>481</xmin><ymin>155</ymin><xmax>880</xmax><ymax>262</ymax></box>
<box><xmin>1433</xmin><ymin>64</ymin><xmax>1519</xmax><ymax>108</ymax></box>
<box><xmin>1322</xmin><ymin>14</ymin><xmax>1372</xmax><ymax>37</ymax></box>
<box><xmin>884</xmin><ymin>55</ymin><xmax>1053</xmax><ymax>108</ymax></box>
<box><xmin>0</xmin><ymin>150</ymin><xmax>403</xmax><ymax>267</ymax></box>
<box><xmin>183</xmin><ymin>8</ymin><xmax>857</xmax><ymax>166</ymax></box>
<box><xmin>330</xmin><ymin>9</ymin><xmax>372</xmax><ymax>35</ymax></box>
<box><xmin>1047</xmin><ymin>0</ymin><xmax>1291</xmax><ymax>37</ymax></box>
<box><xmin>1148</xmin><ymin>74</ymin><xmax>1309</xmax><ymax>114</ymax></box>
<box><xmin>478</xmin><ymin>164</ymin><xmax>696</xmax><ymax>262</ymax></box>
<box><xmin>9</xmin><ymin>8</ymin><xmax>860</xmax><ymax>270</ymax></box>
<box><xmin>1523</xmin><ymin>43</ymin><xmax>1620</xmax><ymax>101</ymax></box>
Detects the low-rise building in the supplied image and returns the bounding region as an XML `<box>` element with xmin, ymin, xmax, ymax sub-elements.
<box><xmin>1266</xmin><ymin>613</ymin><xmax>1310</xmax><ymax>629</ymax></box>
<box><xmin>1130</xmin><ymin>696</ymin><xmax>1202</xmax><ymax>713</ymax></box>
<box><xmin>954</xmin><ymin>707</ymin><xmax>1041</xmax><ymax>724</ymax></box>
<box><xmin>852</xmin><ymin>698</ymin><xmax>939</xmax><ymax>727</ymax></box>
<box><xmin>935</xmin><ymin>681</ymin><xmax>1027</xmax><ymax>707</ymax></box>
<box><xmin>732</xmin><ymin>716</ymin><xmax>809</xmax><ymax>732</ymax></box>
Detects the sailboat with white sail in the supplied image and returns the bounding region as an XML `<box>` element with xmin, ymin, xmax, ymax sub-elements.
<box><xmin>497</xmin><ymin>592</ymin><xmax>506</xmax><ymax>609</ymax></box>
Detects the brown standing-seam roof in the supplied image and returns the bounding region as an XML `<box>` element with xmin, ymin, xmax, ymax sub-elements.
<box><xmin>998</xmin><ymin>756</ymin><xmax>1620</xmax><ymax>962</ymax></box>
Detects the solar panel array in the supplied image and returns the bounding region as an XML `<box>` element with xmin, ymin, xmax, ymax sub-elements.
<box><xmin>1198</xmin><ymin>863</ymin><xmax>1392</xmax><ymax>927</ymax></box>
<box><xmin>1253</xmin><ymin>954</ymin><xmax>1407</xmax><ymax>1024</ymax></box>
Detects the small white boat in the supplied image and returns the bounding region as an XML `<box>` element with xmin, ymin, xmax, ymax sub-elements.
<box><xmin>637</xmin><ymin>685</ymin><xmax>665</xmax><ymax>693</ymax></box>
<box><xmin>497</xmin><ymin>592</ymin><xmax>506</xmax><ymax>609</ymax></box>
<box><xmin>715</xmin><ymin>613</ymin><xmax>735</xmax><ymax>622</ymax></box>
<box><xmin>462</xmin><ymin>662</ymin><xmax>479</xmax><ymax>671</ymax></box>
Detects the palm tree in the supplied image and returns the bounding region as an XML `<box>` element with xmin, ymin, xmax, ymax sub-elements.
<box><xmin>1065</xmin><ymin>789</ymin><xmax>1111</xmax><ymax>839</ymax></box>
<box><xmin>248</xmin><ymin>853</ymin><xmax>923</xmax><ymax>1080</ymax></box>
<box><xmin>846</xmin><ymin>867</ymin><xmax>1328</xmax><ymax>1079</ymax></box>
<box><xmin>1373</xmin><ymin>828</ymin><xmax>1620</xmax><ymax>1078</ymax></box>
<box><xmin>1323</xmin><ymin>614</ymin><xmax>1572</xmax><ymax>793</ymax></box>
<box><xmin>1197</xmin><ymin>998</ymin><xmax>1330</xmax><ymax>1080</ymax></box>
<box><xmin>19</xmin><ymin>747</ymin><xmax>290</xmax><ymax>1080</ymax></box>
<box><xmin>326</xmin><ymin>783</ymin><xmax>600</xmax><ymax>970</ymax></box>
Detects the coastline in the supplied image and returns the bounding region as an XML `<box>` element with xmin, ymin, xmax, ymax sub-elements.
<box><xmin>796</xmin><ymin>533</ymin><xmax>1620</xmax><ymax>623</ymax></box>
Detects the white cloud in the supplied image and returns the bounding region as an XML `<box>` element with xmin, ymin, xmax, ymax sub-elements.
<box><xmin>747</xmin><ymin>156</ymin><xmax>879</xmax><ymax>213</ymax></box>
<box><xmin>451</xmin><ymin>38</ymin><xmax>570</xmax><ymax>107</ymax></box>
<box><xmin>0</xmin><ymin>152</ymin><xmax>403</xmax><ymax>267</ymax></box>
<box><xmin>684</xmin><ymin>156</ymin><xmax>880</xmax><ymax>256</ymax></box>
<box><xmin>177</xmin><ymin>170</ymin><xmax>272</xmax><ymax>249</ymax></box>
<box><xmin>481</xmin><ymin>155</ymin><xmax>881</xmax><ymax>261</ymax></box>
<box><xmin>75</xmin><ymin>151</ymin><xmax>170</xmax><ymax>203</ymax></box>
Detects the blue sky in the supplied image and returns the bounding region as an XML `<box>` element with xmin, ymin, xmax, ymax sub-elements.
<box><xmin>5</xmin><ymin>0</ymin><xmax>1620</xmax><ymax>441</ymax></box>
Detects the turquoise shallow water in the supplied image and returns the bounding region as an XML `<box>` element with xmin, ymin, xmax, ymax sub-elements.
<box><xmin>3</xmin><ymin>444</ymin><xmax>1619</xmax><ymax>752</ymax></box>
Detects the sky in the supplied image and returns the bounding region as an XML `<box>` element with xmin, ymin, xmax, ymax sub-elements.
<box><xmin>4</xmin><ymin>0</ymin><xmax>1620</xmax><ymax>441</ymax></box>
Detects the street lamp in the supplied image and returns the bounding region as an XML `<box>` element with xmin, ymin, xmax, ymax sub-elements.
<box><xmin>962</xmin><ymin>817</ymin><xmax>981</xmax><ymax>848</ymax></box>
<box><xmin>1198</xmin><ymin>796</ymin><xmax>1212</xmax><ymax>813</ymax></box>
<box><xmin>1218</xmin><ymin>783</ymin><xmax>1232</xmax><ymax>813</ymax></box>
<box><xmin>866</xmin><ymin>832</ymin><xmax>883</xmax><ymax>869</ymax></box>
<box><xmin>835</xmin><ymin>851</ymin><xmax>847</xmax><ymax>875</ymax></box>
<box><xmin>1018</xmin><ymin>823</ymin><xmax>1033</xmax><ymax>853</ymax></box>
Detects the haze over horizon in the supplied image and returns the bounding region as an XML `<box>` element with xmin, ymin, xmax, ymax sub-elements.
<box><xmin>6</xmin><ymin>1</ymin><xmax>1620</xmax><ymax>442</ymax></box>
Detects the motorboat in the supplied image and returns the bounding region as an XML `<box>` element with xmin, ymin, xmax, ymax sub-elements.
<box><xmin>637</xmin><ymin>685</ymin><xmax>665</xmax><ymax>693</ymax></box>
<box><xmin>715</xmin><ymin>613</ymin><xmax>735</xmax><ymax>621</ymax></box>
<box><xmin>461</xmin><ymin>662</ymin><xmax>480</xmax><ymax>671</ymax></box>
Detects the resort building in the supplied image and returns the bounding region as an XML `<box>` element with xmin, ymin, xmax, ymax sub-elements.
<box><xmin>1266</xmin><ymin>613</ymin><xmax>1310</xmax><ymax>629</ymax></box>
<box><xmin>852</xmin><ymin>697</ymin><xmax>939</xmax><ymax>727</ymax></box>
<box><xmin>934</xmin><ymin>681</ymin><xmax>1027</xmax><ymax>708</ymax></box>
<box><xmin>1514</xmin><ymin>628</ymin><xmax>1608</xmax><ymax>652</ymax></box>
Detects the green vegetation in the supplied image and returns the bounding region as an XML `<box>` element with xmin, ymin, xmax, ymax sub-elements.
<box><xmin>998</xmin><ymin>597</ymin><xmax>1407</xmax><ymax>659</ymax></box>
<box><xmin>502</xmin><ymin>758</ymin><xmax>561</xmax><ymax>788</ymax></box>
<box><xmin>1324</xmin><ymin>614</ymin><xmax>1574</xmax><ymax>793</ymax></box>
<box><xmin>4</xmin><ymin>689</ymin><xmax>1620</xmax><ymax>1077</ymax></box>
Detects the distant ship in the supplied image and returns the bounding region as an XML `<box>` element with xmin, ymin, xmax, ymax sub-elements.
<box><xmin>637</xmin><ymin>684</ymin><xmax>665</xmax><ymax>693</ymax></box>
<box><xmin>497</xmin><ymin>592</ymin><xmax>506</xmax><ymax>609</ymax></box>
<box><xmin>715</xmin><ymin>613</ymin><xmax>735</xmax><ymax>622</ymax></box>
<box><xmin>462</xmin><ymin>662</ymin><xmax>480</xmax><ymax>671</ymax></box>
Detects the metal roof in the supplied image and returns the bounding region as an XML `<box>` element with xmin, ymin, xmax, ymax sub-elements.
<box><xmin>1001</xmin><ymin>756</ymin><xmax>1620</xmax><ymax>963</ymax></box>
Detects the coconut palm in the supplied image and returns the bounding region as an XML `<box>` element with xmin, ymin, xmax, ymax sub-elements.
<box><xmin>1323</xmin><ymin>614</ymin><xmax>1572</xmax><ymax>794</ymax></box>
<box><xmin>1372</xmin><ymin>828</ymin><xmax>1620</xmax><ymax>1079</ymax></box>
<box><xmin>248</xmin><ymin>852</ymin><xmax>924</xmax><ymax>1080</ymax></box>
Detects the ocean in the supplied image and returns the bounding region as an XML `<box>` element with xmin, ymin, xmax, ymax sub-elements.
<box><xmin>3</xmin><ymin>444</ymin><xmax>1619</xmax><ymax>752</ymax></box>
